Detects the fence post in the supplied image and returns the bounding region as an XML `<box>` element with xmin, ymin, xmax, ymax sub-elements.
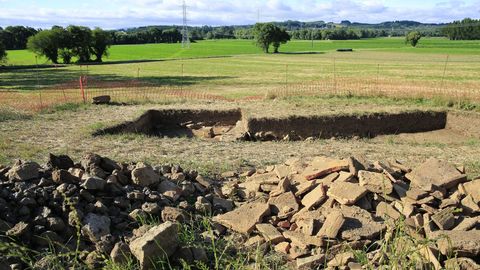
<box><xmin>333</xmin><ymin>58</ymin><xmax>337</xmax><ymax>96</ymax></box>
<box><xmin>439</xmin><ymin>55</ymin><xmax>450</xmax><ymax>96</ymax></box>
<box><xmin>79</xmin><ymin>76</ymin><xmax>86</xmax><ymax>104</ymax></box>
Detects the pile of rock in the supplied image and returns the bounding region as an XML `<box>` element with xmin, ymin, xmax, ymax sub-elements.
<box><xmin>214</xmin><ymin>156</ymin><xmax>480</xmax><ymax>269</ymax></box>
<box><xmin>1</xmin><ymin>153</ymin><xmax>479</xmax><ymax>269</ymax></box>
<box><xmin>0</xmin><ymin>153</ymin><xmax>231</xmax><ymax>269</ymax></box>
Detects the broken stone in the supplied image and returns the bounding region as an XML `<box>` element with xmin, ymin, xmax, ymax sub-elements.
<box><xmin>358</xmin><ymin>171</ymin><xmax>393</xmax><ymax>194</ymax></box>
<box><xmin>82</xmin><ymin>213</ymin><xmax>111</xmax><ymax>242</ymax></box>
<box><xmin>462</xmin><ymin>179</ymin><xmax>480</xmax><ymax>204</ymax></box>
<box><xmin>454</xmin><ymin>217</ymin><xmax>478</xmax><ymax>231</ymax></box>
<box><xmin>283</xmin><ymin>230</ymin><xmax>326</xmax><ymax>248</ymax></box>
<box><xmin>296</xmin><ymin>254</ymin><xmax>326</xmax><ymax>270</ymax></box>
<box><xmin>301</xmin><ymin>183</ymin><xmax>326</xmax><ymax>210</ymax></box>
<box><xmin>212</xmin><ymin>202</ymin><xmax>270</xmax><ymax>234</ymax></box>
<box><xmin>406</xmin><ymin>158</ymin><xmax>467</xmax><ymax>190</ymax></box>
<box><xmin>444</xmin><ymin>257</ymin><xmax>480</xmax><ymax>270</ymax></box>
<box><xmin>92</xmin><ymin>95</ymin><xmax>111</xmax><ymax>104</ymax></box>
<box><xmin>212</xmin><ymin>197</ymin><xmax>234</xmax><ymax>212</ymax></box>
<box><xmin>82</xmin><ymin>176</ymin><xmax>106</xmax><ymax>190</ymax></box>
<box><xmin>7</xmin><ymin>160</ymin><xmax>41</xmax><ymax>181</ymax></box>
<box><xmin>327</xmin><ymin>251</ymin><xmax>355</xmax><ymax>267</ymax></box>
<box><xmin>131</xmin><ymin>163</ymin><xmax>159</xmax><ymax>187</ymax></box>
<box><xmin>268</xmin><ymin>191</ymin><xmax>299</xmax><ymax>218</ymax></box>
<box><xmin>327</xmin><ymin>182</ymin><xmax>367</xmax><ymax>205</ymax></box>
<box><xmin>256</xmin><ymin>223</ymin><xmax>285</xmax><ymax>244</ymax></box>
<box><xmin>274</xmin><ymin>242</ymin><xmax>290</xmax><ymax>254</ymax></box>
<box><xmin>303</xmin><ymin>157</ymin><xmax>349</xmax><ymax>180</ymax></box>
<box><xmin>339</xmin><ymin>205</ymin><xmax>386</xmax><ymax>241</ymax></box>
<box><xmin>461</xmin><ymin>195</ymin><xmax>480</xmax><ymax>215</ymax></box>
<box><xmin>52</xmin><ymin>169</ymin><xmax>78</xmax><ymax>184</ymax></box>
<box><xmin>161</xmin><ymin>207</ymin><xmax>188</xmax><ymax>223</ymax></box>
<box><xmin>47</xmin><ymin>153</ymin><xmax>74</xmax><ymax>170</ymax></box>
<box><xmin>376</xmin><ymin>202</ymin><xmax>402</xmax><ymax>220</ymax></box>
<box><xmin>317</xmin><ymin>210</ymin><xmax>345</xmax><ymax>239</ymax></box>
<box><xmin>431</xmin><ymin>208</ymin><xmax>455</xmax><ymax>230</ymax></box>
<box><xmin>432</xmin><ymin>230</ymin><xmax>480</xmax><ymax>257</ymax></box>
<box><xmin>6</xmin><ymin>222</ymin><xmax>30</xmax><ymax>238</ymax></box>
<box><xmin>129</xmin><ymin>222</ymin><xmax>179</xmax><ymax>270</ymax></box>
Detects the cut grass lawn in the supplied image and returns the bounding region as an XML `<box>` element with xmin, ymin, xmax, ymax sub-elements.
<box><xmin>4</xmin><ymin>38</ymin><xmax>480</xmax><ymax>66</ymax></box>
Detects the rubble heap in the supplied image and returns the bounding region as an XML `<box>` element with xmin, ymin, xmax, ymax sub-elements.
<box><xmin>0</xmin><ymin>153</ymin><xmax>479</xmax><ymax>269</ymax></box>
<box><xmin>214</xmin><ymin>156</ymin><xmax>480</xmax><ymax>269</ymax></box>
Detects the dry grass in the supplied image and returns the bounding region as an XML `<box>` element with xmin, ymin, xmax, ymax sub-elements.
<box><xmin>1</xmin><ymin>98</ymin><xmax>480</xmax><ymax>178</ymax></box>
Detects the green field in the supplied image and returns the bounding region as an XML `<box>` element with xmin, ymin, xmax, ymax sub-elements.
<box><xmin>4</xmin><ymin>38</ymin><xmax>480</xmax><ymax>66</ymax></box>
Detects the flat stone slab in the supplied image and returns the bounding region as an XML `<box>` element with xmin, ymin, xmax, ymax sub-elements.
<box><xmin>432</xmin><ymin>230</ymin><xmax>480</xmax><ymax>257</ymax></box>
<box><xmin>256</xmin><ymin>223</ymin><xmax>285</xmax><ymax>244</ymax></box>
<box><xmin>303</xmin><ymin>157</ymin><xmax>349</xmax><ymax>180</ymax></box>
<box><xmin>327</xmin><ymin>182</ymin><xmax>367</xmax><ymax>205</ymax></box>
<box><xmin>406</xmin><ymin>158</ymin><xmax>467</xmax><ymax>190</ymax></box>
<box><xmin>213</xmin><ymin>202</ymin><xmax>270</xmax><ymax>234</ymax></box>
<box><xmin>462</xmin><ymin>179</ymin><xmax>480</xmax><ymax>204</ymax></box>
<box><xmin>301</xmin><ymin>184</ymin><xmax>326</xmax><ymax>209</ymax></box>
<box><xmin>268</xmin><ymin>191</ymin><xmax>299</xmax><ymax>218</ymax></box>
<box><xmin>358</xmin><ymin>171</ymin><xmax>393</xmax><ymax>194</ymax></box>
<box><xmin>338</xmin><ymin>206</ymin><xmax>386</xmax><ymax>241</ymax></box>
<box><xmin>317</xmin><ymin>210</ymin><xmax>345</xmax><ymax>238</ymax></box>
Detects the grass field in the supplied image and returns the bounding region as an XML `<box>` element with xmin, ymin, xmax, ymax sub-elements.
<box><xmin>4</xmin><ymin>38</ymin><xmax>480</xmax><ymax>66</ymax></box>
<box><xmin>1</xmin><ymin>37</ymin><xmax>480</xmax><ymax>113</ymax></box>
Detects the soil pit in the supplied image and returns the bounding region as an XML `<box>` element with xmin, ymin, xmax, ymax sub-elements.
<box><xmin>95</xmin><ymin>109</ymin><xmax>480</xmax><ymax>142</ymax></box>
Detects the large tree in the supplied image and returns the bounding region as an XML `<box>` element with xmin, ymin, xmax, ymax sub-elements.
<box><xmin>91</xmin><ymin>28</ymin><xmax>111</xmax><ymax>62</ymax></box>
<box><xmin>0</xmin><ymin>41</ymin><xmax>6</xmax><ymax>63</ymax></box>
<box><xmin>405</xmin><ymin>31</ymin><xmax>422</xmax><ymax>47</ymax></box>
<box><xmin>27</xmin><ymin>29</ymin><xmax>61</xmax><ymax>63</ymax></box>
<box><xmin>67</xmin><ymin>25</ymin><xmax>93</xmax><ymax>63</ymax></box>
<box><xmin>253</xmin><ymin>23</ymin><xmax>291</xmax><ymax>53</ymax></box>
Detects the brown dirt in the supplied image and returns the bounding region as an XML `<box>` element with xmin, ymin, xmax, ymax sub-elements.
<box><xmin>1</xmin><ymin>100</ymin><xmax>480</xmax><ymax>177</ymax></box>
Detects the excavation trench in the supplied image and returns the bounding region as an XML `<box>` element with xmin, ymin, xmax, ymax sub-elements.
<box><xmin>94</xmin><ymin>109</ymin><xmax>480</xmax><ymax>141</ymax></box>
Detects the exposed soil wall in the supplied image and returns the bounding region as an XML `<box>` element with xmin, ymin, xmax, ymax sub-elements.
<box><xmin>246</xmin><ymin>111</ymin><xmax>448</xmax><ymax>139</ymax></box>
<box><xmin>95</xmin><ymin>109</ymin><xmax>242</xmax><ymax>136</ymax></box>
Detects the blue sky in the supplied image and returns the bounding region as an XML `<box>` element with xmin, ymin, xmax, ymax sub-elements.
<box><xmin>0</xmin><ymin>0</ymin><xmax>479</xmax><ymax>29</ymax></box>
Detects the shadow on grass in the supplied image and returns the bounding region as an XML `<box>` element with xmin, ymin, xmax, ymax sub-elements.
<box><xmin>278</xmin><ymin>51</ymin><xmax>325</xmax><ymax>55</ymax></box>
<box><xmin>0</xmin><ymin>67</ymin><xmax>234</xmax><ymax>91</ymax></box>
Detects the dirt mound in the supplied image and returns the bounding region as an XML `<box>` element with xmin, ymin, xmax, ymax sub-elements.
<box><xmin>1</xmin><ymin>153</ymin><xmax>479</xmax><ymax>269</ymax></box>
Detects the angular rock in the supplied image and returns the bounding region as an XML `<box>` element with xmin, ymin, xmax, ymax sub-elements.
<box><xmin>274</xmin><ymin>242</ymin><xmax>290</xmax><ymax>254</ymax></box>
<box><xmin>7</xmin><ymin>160</ymin><xmax>41</xmax><ymax>181</ymax></box>
<box><xmin>47</xmin><ymin>153</ymin><xmax>74</xmax><ymax>170</ymax></box>
<box><xmin>161</xmin><ymin>207</ymin><xmax>188</xmax><ymax>223</ymax></box>
<box><xmin>327</xmin><ymin>251</ymin><xmax>355</xmax><ymax>267</ymax></box>
<box><xmin>462</xmin><ymin>179</ymin><xmax>480</xmax><ymax>204</ymax></box>
<box><xmin>444</xmin><ymin>257</ymin><xmax>480</xmax><ymax>270</ymax></box>
<box><xmin>432</xmin><ymin>230</ymin><xmax>480</xmax><ymax>257</ymax></box>
<box><xmin>317</xmin><ymin>210</ymin><xmax>345</xmax><ymax>238</ymax></box>
<box><xmin>283</xmin><ymin>230</ymin><xmax>326</xmax><ymax>248</ymax></box>
<box><xmin>82</xmin><ymin>176</ymin><xmax>106</xmax><ymax>190</ymax></box>
<box><xmin>461</xmin><ymin>195</ymin><xmax>480</xmax><ymax>214</ymax></box>
<box><xmin>376</xmin><ymin>202</ymin><xmax>402</xmax><ymax>220</ymax></box>
<box><xmin>406</xmin><ymin>158</ymin><xmax>467</xmax><ymax>190</ymax></box>
<box><xmin>296</xmin><ymin>254</ymin><xmax>326</xmax><ymax>270</ymax></box>
<box><xmin>131</xmin><ymin>163</ymin><xmax>159</xmax><ymax>187</ymax></box>
<box><xmin>431</xmin><ymin>208</ymin><xmax>455</xmax><ymax>230</ymax></box>
<box><xmin>52</xmin><ymin>169</ymin><xmax>78</xmax><ymax>184</ymax></box>
<box><xmin>327</xmin><ymin>182</ymin><xmax>367</xmax><ymax>205</ymax></box>
<box><xmin>212</xmin><ymin>202</ymin><xmax>270</xmax><ymax>234</ymax></box>
<box><xmin>6</xmin><ymin>222</ymin><xmax>30</xmax><ymax>238</ymax></box>
<box><xmin>92</xmin><ymin>95</ymin><xmax>111</xmax><ymax>104</ymax></box>
<box><xmin>129</xmin><ymin>222</ymin><xmax>179</xmax><ymax>270</ymax></box>
<box><xmin>339</xmin><ymin>205</ymin><xmax>386</xmax><ymax>241</ymax></box>
<box><xmin>110</xmin><ymin>242</ymin><xmax>133</xmax><ymax>265</ymax></box>
<box><xmin>358</xmin><ymin>171</ymin><xmax>393</xmax><ymax>194</ymax></box>
<box><xmin>212</xmin><ymin>197</ymin><xmax>234</xmax><ymax>212</ymax></box>
<box><xmin>268</xmin><ymin>191</ymin><xmax>299</xmax><ymax>218</ymax></box>
<box><xmin>82</xmin><ymin>213</ymin><xmax>111</xmax><ymax>242</ymax></box>
<box><xmin>303</xmin><ymin>157</ymin><xmax>349</xmax><ymax>180</ymax></box>
<box><xmin>454</xmin><ymin>217</ymin><xmax>478</xmax><ymax>231</ymax></box>
<box><xmin>255</xmin><ymin>223</ymin><xmax>285</xmax><ymax>244</ymax></box>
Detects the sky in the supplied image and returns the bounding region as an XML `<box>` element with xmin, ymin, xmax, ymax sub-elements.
<box><xmin>0</xmin><ymin>0</ymin><xmax>479</xmax><ymax>29</ymax></box>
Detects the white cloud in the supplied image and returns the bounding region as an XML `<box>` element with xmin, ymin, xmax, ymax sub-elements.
<box><xmin>0</xmin><ymin>0</ymin><xmax>479</xmax><ymax>28</ymax></box>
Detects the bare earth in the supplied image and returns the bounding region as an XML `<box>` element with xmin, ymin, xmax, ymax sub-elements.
<box><xmin>1</xmin><ymin>99</ymin><xmax>480</xmax><ymax>177</ymax></box>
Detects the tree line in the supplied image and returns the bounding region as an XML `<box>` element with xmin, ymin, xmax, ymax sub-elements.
<box><xmin>26</xmin><ymin>26</ymin><xmax>111</xmax><ymax>64</ymax></box>
<box><xmin>442</xmin><ymin>18</ymin><xmax>480</xmax><ymax>40</ymax></box>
